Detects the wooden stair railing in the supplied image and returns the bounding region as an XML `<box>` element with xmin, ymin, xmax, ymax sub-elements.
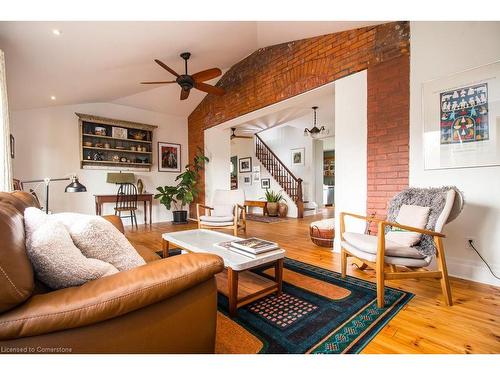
<box><xmin>255</xmin><ymin>134</ymin><xmax>304</xmax><ymax>218</ymax></box>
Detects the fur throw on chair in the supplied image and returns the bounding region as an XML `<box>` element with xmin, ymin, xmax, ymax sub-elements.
<box><xmin>386</xmin><ymin>186</ymin><xmax>464</xmax><ymax>257</ymax></box>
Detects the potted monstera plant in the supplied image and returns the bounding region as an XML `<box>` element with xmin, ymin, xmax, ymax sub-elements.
<box><xmin>264</xmin><ymin>189</ymin><xmax>285</xmax><ymax>217</ymax></box>
<box><xmin>155</xmin><ymin>149</ymin><xmax>208</xmax><ymax>224</ymax></box>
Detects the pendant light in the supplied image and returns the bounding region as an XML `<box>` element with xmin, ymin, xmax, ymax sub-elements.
<box><xmin>303</xmin><ymin>106</ymin><xmax>327</xmax><ymax>138</ymax></box>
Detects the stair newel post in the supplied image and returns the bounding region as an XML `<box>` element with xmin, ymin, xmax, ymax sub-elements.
<box><xmin>296</xmin><ymin>178</ymin><xmax>304</xmax><ymax>218</ymax></box>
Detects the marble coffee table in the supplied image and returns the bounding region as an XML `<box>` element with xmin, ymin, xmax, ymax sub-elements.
<box><xmin>162</xmin><ymin>229</ymin><xmax>285</xmax><ymax>316</ymax></box>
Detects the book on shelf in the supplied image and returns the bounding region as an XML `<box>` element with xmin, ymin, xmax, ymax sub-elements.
<box><xmin>230</xmin><ymin>237</ymin><xmax>279</xmax><ymax>254</ymax></box>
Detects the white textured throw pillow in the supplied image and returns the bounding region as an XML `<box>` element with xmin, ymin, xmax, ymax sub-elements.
<box><xmin>386</xmin><ymin>204</ymin><xmax>431</xmax><ymax>247</ymax></box>
<box><xmin>24</xmin><ymin>209</ymin><xmax>118</xmax><ymax>289</ymax></box>
<box><xmin>54</xmin><ymin>213</ymin><xmax>146</xmax><ymax>271</ymax></box>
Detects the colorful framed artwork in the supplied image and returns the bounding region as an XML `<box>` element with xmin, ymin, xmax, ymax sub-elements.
<box><xmin>291</xmin><ymin>148</ymin><xmax>305</xmax><ymax>166</ymax></box>
<box><xmin>422</xmin><ymin>60</ymin><xmax>500</xmax><ymax>169</ymax></box>
<box><xmin>158</xmin><ymin>142</ymin><xmax>181</xmax><ymax>172</ymax></box>
<box><xmin>239</xmin><ymin>157</ymin><xmax>252</xmax><ymax>173</ymax></box>
<box><xmin>261</xmin><ymin>178</ymin><xmax>270</xmax><ymax>189</ymax></box>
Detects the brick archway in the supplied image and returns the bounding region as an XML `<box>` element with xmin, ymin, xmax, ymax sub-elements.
<box><xmin>188</xmin><ymin>22</ymin><xmax>410</xmax><ymax>220</ymax></box>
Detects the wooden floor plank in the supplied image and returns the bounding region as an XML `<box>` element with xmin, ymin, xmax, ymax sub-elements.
<box><xmin>126</xmin><ymin>208</ymin><xmax>500</xmax><ymax>354</ymax></box>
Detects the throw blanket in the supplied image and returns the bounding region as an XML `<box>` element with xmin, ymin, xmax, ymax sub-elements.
<box><xmin>385</xmin><ymin>186</ymin><xmax>463</xmax><ymax>257</ymax></box>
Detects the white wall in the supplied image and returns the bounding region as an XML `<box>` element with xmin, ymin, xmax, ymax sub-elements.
<box><xmin>230</xmin><ymin>137</ymin><xmax>298</xmax><ymax>217</ymax></box>
<box><xmin>410</xmin><ymin>21</ymin><xmax>500</xmax><ymax>286</ymax></box>
<box><xmin>204</xmin><ymin>126</ymin><xmax>231</xmax><ymax>205</ymax></box>
<box><xmin>334</xmin><ymin>71</ymin><xmax>368</xmax><ymax>253</ymax></box>
<box><xmin>11</xmin><ymin>102</ymin><xmax>188</xmax><ymax>224</ymax></box>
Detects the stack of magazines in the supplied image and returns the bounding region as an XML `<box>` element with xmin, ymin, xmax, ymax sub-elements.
<box><xmin>215</xmin><ymin>237</ymin><xmax>279</xmax><ymax>258</ymax></box>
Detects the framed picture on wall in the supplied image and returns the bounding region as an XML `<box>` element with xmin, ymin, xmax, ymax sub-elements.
<box><xmin>252</xmin><ymin>165</ymin><xmax>260</xmax><ymax>172</ymax></box>
<box><xmin>422</xmin><ymin>60</ymin><xmax>500</xmax><ymax>169</ymax></box>
<box><xmin>261</xmin><ymin>178</ymin><xmax>270</xmax><ymax>189</ymax></box>
<box><xmin>158</xmin><ymin>142</ymin><xmax>181</xmax><ymax>172</ymax></box>
<box><xmin>243</xmin><ymin>176</ymin><xmax>252</xmax><ymax>185</ymax></box>
<box><xmin>230</xmin><ymin>155</ymin><xmax>238</xmax><ymax>190</ymax></box>
<box><xmin>291</xmin><ymin>148</ymin><xmax>305</xmax><ymax>166</ymax></box>
<box><xmin>253</xmin><ymin>172</ymin><xmax>260</xmax><ymax>182</ymax></box>
<box><xmin>239</xmin><ymin>157</ymin><xmax>252</xmax><ymax>173</ymax></box>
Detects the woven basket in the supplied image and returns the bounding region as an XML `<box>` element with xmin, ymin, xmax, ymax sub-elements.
<box><xmin>309</xmin><ymin>221</ymin><xmax>335</xmax><ymax>248</ymax></box>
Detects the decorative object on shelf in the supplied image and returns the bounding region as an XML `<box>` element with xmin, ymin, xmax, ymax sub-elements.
<box><xmin>263</xmin><ymin>189</ymin><xmax>285</xmax><ymax>217</ymax></box>
<box><xmin>93</xmin><ymin>152</ymin><xmax>104</xmax><ymax>161</ymax></box>
<box><xmin>136</xmin><ymin>178</ymin><xmax>144</xmax><ymax>194</ymax></box>
<box><xmin>243</xmin><ymin>176</ymin><xmax>252</xmax><ymax>185</ymax></box>
<box><xmin>131</xmin><ymin>131</ymin><xmax>146</xmax><ymax>140</ymax></box>
<box><xmin>112</xmin><ymin>155</ymin><xmax>120</xmax><ymax>162</ymax></box>
<box><xmin>239</xmin><ymin>157</ymin><xmax>252</xmax><ymax>173</ymax></box>
<box><xmin>94</xmin><ymin>126</ymin><xmax>107</xmax><ymax>136</ymax></box>
<box><xmin>278</xmin><ymin>202</ymin><xmax>288</xmax><ymax>218</ymax></box>
<box><xmin>304</xmin><ymin>106</ymin><xmax>328</xmax><ymax>138</ymax></box>
<box><xmin>120</xmin><ymin>157</ymin><xmax>127</xmax><ymax>163</ymax></box>
<box><xmin>158</xmin><ymin>142</ymin><xmax>181</xmax><ymax>172</ymax></box>
<box><xmin>112</xmin><ymin>127</ymin><xmax>128</xmax><ymax>139</ymax></box>
<box><xmin>9</xmin><ymin>134</ymin><xmax>14</xmax><ymax>158</ymax></box>
<box><xmin>253</xmin><ymin>172</ymin><xmax>260</xmax><ymax>182</ymax></box>
<box><xmin>291</xmin><ymin>148</ymin><xmax>305</xmax><ymax>166</ymax></box>
<box><xmin>155</xmin><ymin>148</ymin><xmax>208</xmax><ymax>224</ymax></box>
<box><xmin>140</xmin><ymin>52</ymin><xmax>225</xmax><ymax>101</ymax></box>
<box><xmin>77</xmin><ymin>113</ymin><xmax>156</xmax><ymax>171</ymax></box>
<box><xmin>22</xmin><ymin>174</ymin><xmax>86</xmax><ymax>214</ymax></box>
<box><xmin>261</xmin><ymin>178</ymin><xmax>270</xmax><ymax>189</ymax></box>
<box><xmin>422</xmin><ymin>60</ymin><xmax>500</xmax><ymax>169</ymax></box>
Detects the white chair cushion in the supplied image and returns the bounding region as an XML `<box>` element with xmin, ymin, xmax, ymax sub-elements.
<box><xmin>385</xmin><ymin>204</ymin><xmax>430</xmax><ymax>247</ymax></box>
<box><xmin>343</xmin><ymin>232</ymin><xmax>426</xmax><ymax>259</ymax></box>
<box><xmin>213</xmin><ymin>204</ymin><xmax>234</xmax><ymax>217</ymax></box>
<box><xmin>199</xmin><ymin>215</ymin><xmax>234</xmax><ymax>222</ymax></box>
<box><xmin>200</xmin><ymin>221</ymin><xmax>235</xmax><ymax>227</ymax></box>
<box><xmin>310</xmin><ymin>218</ymin><xmax>335</xmax><ymax>229</ymax></box>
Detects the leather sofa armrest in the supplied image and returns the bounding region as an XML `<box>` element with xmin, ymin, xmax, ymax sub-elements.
<box><xmin>103</xmin><ymin>215</ymin><xmax>125</xmax><ymax>234</ymax></box>
<box><xmin>0</xmin><ymin>253</ymin><xmax>224</xmax><ymax>340</ymax></box>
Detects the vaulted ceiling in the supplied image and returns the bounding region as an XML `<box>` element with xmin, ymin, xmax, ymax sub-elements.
<box><xmin>0</xmin><ymin>21</ymin><xmax>381</xmax><ymax>116</ymax></box>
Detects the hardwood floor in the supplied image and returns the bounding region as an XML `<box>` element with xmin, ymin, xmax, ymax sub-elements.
<box><xmin>125</xmin><ymin>209</ymin><xmax>500</xmax><ymax>354</ymax></box>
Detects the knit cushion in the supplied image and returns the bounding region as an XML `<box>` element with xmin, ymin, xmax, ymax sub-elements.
<box><xmin>386</xmin><ymin>204</ymin><xmax>430</xmax><ymax>247</ymax></box>
<box><xmin>24</xmin><ymin>208</ymin><xmax>118</xmax><ymax>289</ymax></box>
<box><xmin>54</xmin><ymin>212</ymin><xmax>146</xmax><ymax>271</ymax></box>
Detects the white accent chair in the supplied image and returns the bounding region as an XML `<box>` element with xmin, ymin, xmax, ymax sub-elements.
<box><xmin>196</xmin><ymin>189</ymin><xmax>246</xmax><ymax>236</ymax></box>
<box><xmin>340</xmin><ymin>188</ymin><xmax>464</xmax><ymax>308</ymax></box>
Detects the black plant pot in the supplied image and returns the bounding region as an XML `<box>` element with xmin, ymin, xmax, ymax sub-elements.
<box><xmin>172</xmin><ymin>210</ymin><xmax>188</xmax><ymax>224</ymax></box>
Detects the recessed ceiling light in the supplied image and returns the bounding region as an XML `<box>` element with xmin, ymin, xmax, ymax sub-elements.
<box><xmin>52</xmin><ymin>29</ymin><xmax>61</xmax><ymax>36</ymax></box>
<box><xmin>50</xmin><ymin>96</ymin><xmax>56</xmax><ymax>100</ymax></box>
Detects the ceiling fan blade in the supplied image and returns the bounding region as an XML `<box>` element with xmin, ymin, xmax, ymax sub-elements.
<box><xmin>194</xmin><ymin>82</ymin><xmax>225</xmax><ymax>96</ymax></box>
<box><xmin>180</xmin><ymin>88</ymin><xmax>190</xmax><ymax>100</ymax></box>
<box><xmin>191</xmin><ymin>68</ymin><xmax>222</xmax><ymax>82</ymax></box>
<box><xmin>140</xmin><ymin>80</ymin><xmax>176</xmax><ymax>84</ymax></box>
<box><xmin>154</xmin><ymin>59</ymin><xmax>180</xmax><ymax>78</ymax></box>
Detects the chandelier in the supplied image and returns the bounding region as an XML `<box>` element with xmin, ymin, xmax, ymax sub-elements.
<box><xmin>303</xmin><ymin>106</ymin><xmax>327</xmax><ymax>138</ymax></box>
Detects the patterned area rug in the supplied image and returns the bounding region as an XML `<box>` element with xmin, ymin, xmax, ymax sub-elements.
<box><xmin>216</xmin><ymin>258</ymin><xmax>413</xmax><ymax>354</ymax></box>
<box><xmin>246</xmin><ymin>214</ymin><xmax>288</xmax><ymax>223</ymax></box>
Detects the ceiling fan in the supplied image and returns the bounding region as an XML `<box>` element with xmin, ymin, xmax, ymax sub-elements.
<box><xmin>230</xmin><ymin>128</ymin><xmax>253</xmax><ymax>140</ymax></box>
<box><xmin>140</xmin><ymin>52</ymin><xmax>225</xmax><ymax>100</ymax></box>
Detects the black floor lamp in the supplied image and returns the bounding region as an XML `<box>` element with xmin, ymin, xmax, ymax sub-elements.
<box><xmin>22</xmin><ymin>175</ymin><xmax>87</xmax><ymax>214</ymax></box>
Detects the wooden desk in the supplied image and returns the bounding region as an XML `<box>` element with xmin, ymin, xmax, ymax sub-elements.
<box><xmin>94</xmin><ymin>194</ymin><xmax>153</xmax><ymax>225</ymax></box>
<box><xmin>244</xmin><ymin>200</ymin><xmax>268</xmax><ymax>216</ymax></box>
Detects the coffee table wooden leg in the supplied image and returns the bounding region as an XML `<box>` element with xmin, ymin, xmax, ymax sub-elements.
<box><xmin>162</xmin><ymin>239</ymin><xmax>170</xmax><ymax>258</ymax></box>
<box><xmin>228</xmin><ymin>267</ymin><xmax>239</xmax><ymax>317</ymax></box>
<box><xmin>275</xmin><ymin>258</ymin><xmax>284</xmax><ymax>296</ymax></box>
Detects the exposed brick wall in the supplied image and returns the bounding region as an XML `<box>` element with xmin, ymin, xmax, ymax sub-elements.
<box><xmin>188</xmin><ymin>22</ymin><xmax>410</xmax><ymax>217</ymax></box>
<box><xmin>367</xmin><ymin>54</ymin><xmax>410</xmax><ymax>232</ymax></box>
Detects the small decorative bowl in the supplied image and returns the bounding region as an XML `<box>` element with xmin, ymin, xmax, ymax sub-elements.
<box><xmin>84</xmin><ymin>141</ymin><xmax>93</xmax><ymax>147</ymax></box>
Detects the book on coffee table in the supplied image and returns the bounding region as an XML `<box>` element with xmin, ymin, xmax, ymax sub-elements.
<box><xmin>214</xmin><ymin>240</ymin><xmax>257</xmax><ymax>258</ymax></box>
<box><xmin>230</xmin><ymin>237</ymin><xmax>279</xmax><ymax>254</ymax></box>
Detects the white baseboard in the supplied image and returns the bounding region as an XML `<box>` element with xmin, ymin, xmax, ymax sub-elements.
<box><xmin>446</xmin><ymin>256</ymin><xmax>500</xmax><ymax>287</ymax></box>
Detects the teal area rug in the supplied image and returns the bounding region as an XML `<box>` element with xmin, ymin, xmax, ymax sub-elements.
<box><xmin>217</xmin><ymin>258</ymin><xmax>413</xmax><ymax>353</ymax></box>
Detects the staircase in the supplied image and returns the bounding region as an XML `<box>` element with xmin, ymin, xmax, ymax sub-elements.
<box><xmin>255</xmin><ymin>134</ymin><xmax>304</xmax><ymax>218</ymax></box>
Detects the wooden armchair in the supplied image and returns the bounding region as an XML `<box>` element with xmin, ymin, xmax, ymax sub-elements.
<box><xmin>340</xmin><ymin>188</ymin><xmax>463</xmax><ymax>308</ymax></box>
<box><xmin>196</xmin><ymin>189</ymin><xmax>246</xmax><ymax>236</ymax></box>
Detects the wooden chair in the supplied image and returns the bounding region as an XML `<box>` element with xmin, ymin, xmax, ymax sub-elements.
<box><xmin>196</xmin><ymin>189</ymin><xmax>246</xmax><ymax>236</ymax></box>
<box><xmin>340</xmin><ymin>188</ymin><xmax>464</xmax><ymax>308</ymax></box>
<box><xmin>114</xmin><ymin>183</ymin><xmax>138</xmax><ymax>229</ymax></box>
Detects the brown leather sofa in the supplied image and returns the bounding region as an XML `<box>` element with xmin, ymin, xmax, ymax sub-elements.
<box><xmin>0</xmin><ymin>191</ymin><xmax>224</xmax><ymax>353</ymax></box>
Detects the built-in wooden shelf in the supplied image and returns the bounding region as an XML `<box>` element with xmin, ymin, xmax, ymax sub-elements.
<box><xmin>77</xmin><ymin>113</ymin><xmax>157</xmax><ymax>172</ymax></box>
